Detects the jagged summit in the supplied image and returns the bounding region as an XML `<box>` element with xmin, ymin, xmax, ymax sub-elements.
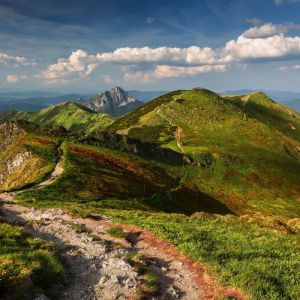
<box><xmin>79</xmin><ymin>86</ymin><xmax>144</xmax><ymax>117</ymax></box>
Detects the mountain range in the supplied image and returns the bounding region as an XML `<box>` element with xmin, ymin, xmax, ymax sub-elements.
<box><xmin>1</xmin><ymin>87</ymin><xmax>299</xmax><ymax>300</ymax></box>
<box><xmin>1</xmin><ymin>87</ymin><xmax>300</xmax><ymax>113</ymax></box>
<box><xmin>1</xmin><ymin>87</ymin><xmax>299</xmax><ymax>216</ymax></box>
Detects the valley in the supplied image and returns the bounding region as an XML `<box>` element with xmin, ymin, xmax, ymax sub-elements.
<box><xmin>0</xmin><ymin>88</ymin><xmax>299</xmax><ymax>300</ymax></box>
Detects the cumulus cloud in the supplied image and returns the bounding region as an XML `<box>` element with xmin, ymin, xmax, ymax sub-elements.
<box><xmin>243</xmin><ymin>23</ymin><xmax>300</xmax><ymax>39</ymax></box>
<box><xmin>221</xmin><ymin>34</ymin><xmax>300</xmax><ymax>63</ymax></box>
<box><xmin>0</xmin><ymin>53</ymin><xmax>35</xmax><ymax>67</ymax></box>
<box><xmin>123</xmin><ymin>64</ymin><xmax>226</xmax><ymax>83</ymax></box>
<box><xmin>36</xmin><ymin>22</ymin><xmax>300</xmax><ymax>84</ymax></box>
<box><xmin>37</xmin><ymin>50</ymin><xmax>97</xmax><ymax>83</ymax></box>
<box><xmin>96</xmin><ymin>46</ymin><xmax>219</xmax><ymax>66</ymax></box>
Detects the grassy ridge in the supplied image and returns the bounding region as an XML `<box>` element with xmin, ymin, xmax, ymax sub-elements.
<box><xmin>107</xmin><ymin>89</ymin><xmax>300</xmax><ymax>217</ymax></box>
<box><xmin>0</xmin><ymin>102</ymin><xmax>115</xmax><ymax>133</ymax></box>
<box><xmin>0</xmin><ymin>220</ymin><xmax>65</xmax><ymax>299</ymax></box>
<box><xmin>2</xmin><ymin>89</ymin><xmax>300</xmax><ymax>299</ymax></box>
<box><xmin>17</xmin><ymin>142</ymin><xmax>232</xmax><ymax>215</ymax></box>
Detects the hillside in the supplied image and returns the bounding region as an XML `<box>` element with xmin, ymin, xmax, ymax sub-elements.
<box><xmin>80</xmin><ymin>87</ymin><xmax>144</xmax><ymax>117</ymax></box>
<box><xmin>0</xmin><ymin>121</ymin><xmax>58</xmax><ymax>192</ymax></box>
<box><xmin>107</xmin><ymin>88</ymin><xmax>300</xmax><ymax>217</ymax></box>
<box><xmin>0</xmin><ymin>102</ymin><xmax>115</xmax><ymax>133</ymax></box>
<box><xmin>0</xmin><ymin>89</ymin><xmax>299</xmax><ymax>300</ymax></box>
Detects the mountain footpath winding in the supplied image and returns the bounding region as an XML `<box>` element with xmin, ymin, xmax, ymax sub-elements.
<box><xmin>0</xmin><ymin>153</ymin><xmax>243</xmax><ymax>299</ymax></box>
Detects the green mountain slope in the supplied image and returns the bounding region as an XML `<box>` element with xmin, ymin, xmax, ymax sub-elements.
<box><xmin>224</xmin><ymin>92</ymin><xmax>300</xmax><ymax>141</ymax></box>
<box><xmin>1</xmin><ymin>90</ymin><xmax>299</xmax><ymax>300</ymax></box>
<box><xmin>0</xmin><ymin>102</ymin><xmax>115</xmax><ymax>133</ymax></box>
<box><xmin>18</xmin><ymin>142</ymin><xmax>231</xmax><ymax>215</ymax></box>
<box><xmin>107</xmin><ymin>88</ymin><xmax>300</xmax><ymax>217</ymax></box>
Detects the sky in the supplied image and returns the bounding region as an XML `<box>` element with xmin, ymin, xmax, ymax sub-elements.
<box><xmin>1</xmin><ymin>0</ymin><xmax>300</xmax><ymax>93</ymax></box>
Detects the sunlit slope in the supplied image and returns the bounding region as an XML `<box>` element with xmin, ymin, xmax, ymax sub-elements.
<box><xmin>0</xmin><ymin>102</ymin><xmax>115</xmax><ymax>133</ymax></box>
<box><xmin>224</xmin><ymin>92</ymin><xmax>300</xmax><ymax>142</ymax></box>
<box><xmin>0</xmin><ymin>122</ymin><xmax>58</xmax><ymax>192</ymax></box>
<box><xmin>107</xmin><ymin>89</ymin><xmax>300</xmax><ymax>217</ymax></box>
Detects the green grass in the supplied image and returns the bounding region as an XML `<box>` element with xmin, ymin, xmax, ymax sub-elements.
<box><xmin>124</xmin><ymin>251</ymin><xmax>160</xmax><ymax>298</ymax></box>
<box><xmin>16</xmin><ymin>142</ymin><xmax>232</xmax><ymax>215</ymax></box>
<box><xmin>103</xmin><ymin>209</ymin><xmax>300</xmax><ymax>300</ymax></box>
<box><xmin>106</xmin><ymin>227</ymin><xmax>126</xmax><ymax>238</ymax></box>
<box><xmin>11</xmin><ymin>192</ymin><xmax>300</xmax><ymax>300</ymax></box>
<box><xmin>2</xmin><ymin>89</ymin><xmax>300</xmax><ymax>299</ymax></box>
<box><xmin>0</xmin><ymin>220</ymin><xmax>65</xmax><ymax>300</ymax></box>
<box><xmin>0</xmin><ymin>102</ymin><xmax>115</xmax><ymax>133</ymax></box>
<box><xmin>105</xmin><ymin>89</ymin><xmax>300</xmax><ymax>217</ymax></box>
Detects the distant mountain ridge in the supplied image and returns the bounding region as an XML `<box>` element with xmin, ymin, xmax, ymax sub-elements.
<box><xmin>0</xmin><ymin>102</ymin><xmax>115</xmax><ymax>133</ymax></box>
<box><xmin>0</xmin><ymin>93</ymin><xmax>93</xmax><ymax>112</ymax></box>
<box><xmin>79</xmin><ymin>87</ymin><xmax>144</xmax><ymax>116</ymax></box>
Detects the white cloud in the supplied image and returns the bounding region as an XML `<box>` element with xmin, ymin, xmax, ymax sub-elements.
<box><xmin>222</xmin><ymin>34</ymin><xmax>300</xmax><ymax>62</ymax></box>
<box><xmin>36</xmin><ymin>22</ymin><xmax>300</xmax><ymax>84</ymax></box>
<box><xmin>243</xmin><ymin>23</ymin><xmax>300</xmax><ymax>39</ymax></box>
<box><xmin>0</xmin><ymin>53</ymin><xmax>35</xmax><ymax>67</ymax></box>
<box><xmin>96</xmin><ymin>46</ymin><xmax>218</xmax><ymax>66</ymax></box>
<box><xmin>37</xmin><ymin>50</ymin><xmax>98</xmax><ymax>83</ymax></box>
<box><xmin>123</xmin><ymin>64</ymin><xmax>226</xmax><ymax>83</ymax></box>
<box><xmin>6</xmin><ymin>75</ymin><xmax>19</xmax><ymax>83</ymax></box>
<box><xmin>151</xmin><ymin>64</ymin><xmax>226</xmax><ymax>78</ymax></box>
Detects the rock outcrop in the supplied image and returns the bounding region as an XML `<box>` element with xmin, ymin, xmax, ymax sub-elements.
<box><xmin>79</xmin><ymin>87</ymin><xmax>144</xmax><ymax>116</ymax></box>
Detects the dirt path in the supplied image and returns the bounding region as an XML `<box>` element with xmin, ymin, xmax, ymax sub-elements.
<box><xmin>0</xmin><ymin>156</ymin><xmax>244</xmax><ymax>299</ymax></box>
<box><xmin>156</xmin><ymin>108</ymin><xmax>185</xmax><ymax>153</ymax></box>
<box><xmin>33</xmin><ymin>159</ymin><xmax>64</xmax><ymax>190</ymax></box>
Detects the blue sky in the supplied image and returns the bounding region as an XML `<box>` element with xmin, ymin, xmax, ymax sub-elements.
<box><xmin>1</xmin><ymin>0</ymin><xmax>300</xmax><ymax>92</ymax></box>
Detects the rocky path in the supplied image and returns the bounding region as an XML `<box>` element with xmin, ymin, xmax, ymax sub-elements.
<box><xmin>0</xmin><ymin>158</ymin><xmax>243</xmax><ymax>299</ymax></box>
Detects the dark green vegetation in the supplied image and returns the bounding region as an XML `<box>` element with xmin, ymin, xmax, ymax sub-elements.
<box><xmin>0</xmin><ymin>102</ymin><xmax>115</xmax><ymax>133</ymax></box>
<box><xmin>106</xmin><ymin>227</ymin><xmax>126</xmax><ymax>238</ymax></box>
<box><xmin>1</xmin><ymin>88</ymin><xmax>300</xmax><ymax>299</ymax></box>
<box><xmin>0</xmin><ymin>220</ymin><xmax>65</xmax><ymax>300</ymax></box>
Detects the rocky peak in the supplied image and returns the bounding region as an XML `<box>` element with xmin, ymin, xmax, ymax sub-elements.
<box><xmin>96</xmin><ymin>87</ymin><xmax>137</xmax><ymax>107</ymax></box>
<box><xmin>80</xmin><ymin>87</ymin><xmax>143</xmax><ymax>116</ymax></box>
